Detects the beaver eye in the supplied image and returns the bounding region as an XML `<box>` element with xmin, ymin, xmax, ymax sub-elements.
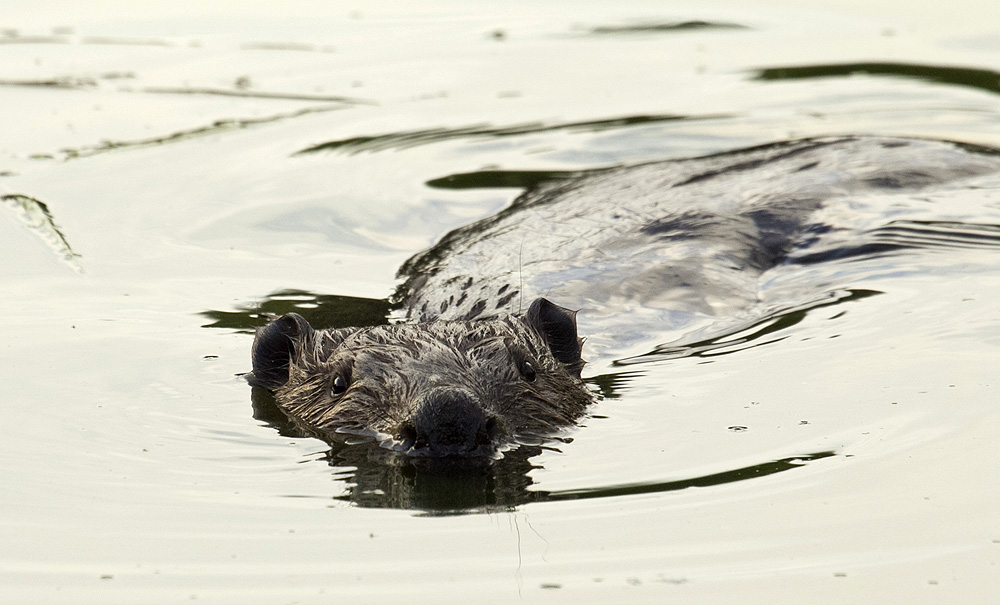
<box><xmin>331</xmin><ymin>375</ymin><xmax>349</xmax><ymax>396</ymax></box>
<box><xmin>519</xmin><ymin>361</ymin><xmax>536</xmax><ymax>382</ymax></box>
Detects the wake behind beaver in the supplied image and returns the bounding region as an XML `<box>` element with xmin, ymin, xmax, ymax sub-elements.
<box><xmin>248</xmin><ymin>136</ymin><xmax>1000</xmax><ymax>459</ymax></box>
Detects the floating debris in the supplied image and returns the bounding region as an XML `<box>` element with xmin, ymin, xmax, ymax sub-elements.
<box><xmin>1</xmin><ymin>194</ymin><xmax>83</xmax><ymax>272</ymax></box>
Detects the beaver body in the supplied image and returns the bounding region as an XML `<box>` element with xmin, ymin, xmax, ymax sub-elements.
<box><xmin>249</xmin><ymin>136</ymin><xmax>1000</xmax><ymax>458</ymax></box>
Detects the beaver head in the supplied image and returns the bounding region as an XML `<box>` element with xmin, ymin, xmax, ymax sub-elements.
<box><xmin>247</xmin><ymin>298</ymin><xmax>592</xmax><ymax>458</ymax></box>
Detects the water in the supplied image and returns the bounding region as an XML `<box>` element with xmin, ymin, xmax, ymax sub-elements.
<box><xmin>2</xmin><ymin>1</ymin><xmax>999</xmax><ymax>602</ymax></box>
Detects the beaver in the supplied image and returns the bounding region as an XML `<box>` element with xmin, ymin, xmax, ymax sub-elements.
<box><xmin>248</xmin><ymin>297</ymin><xmax>589</xmax><ymax>458</ymax></box>
<box><xmin>248</xmin><ymin>135</ymin><xmax>1000</xmax><ymax>458</ymax></box>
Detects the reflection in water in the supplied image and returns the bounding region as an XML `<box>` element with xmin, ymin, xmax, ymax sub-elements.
<box><xmin>584</xmin><ymin>21</ymin><xmax>749</xmax><ymax>35</ymax></box>
<box><xmin>251</xmin><ymin>386</ymin><xmax>834</xmax><ymax>513</ymax></box>
<box><xmin>0</xmin><ymin>76</ymin><xmax>101</xmax><ymax>89</ymax></box>
<box><xmin>293</xmin><ymin>113</ymin><xmax>727</xmax><ymax>155</ymax></box>
<box><xmin>754</xmin><ymin>62</ymin><xmax>1000</xmax><ymax>96</ymax></box>
<box><xmin>0</xmin><ymin>39</ymin><xmax>369</xmax><ymax>163</ymax></box>
<box><xmin>201</xmin><ymin>289</ymin><xmax>392</xmax><ymax>333</ymax></box>
<box><xmin>540</xmin><ymin>451</ymin><xmax>835</xmax><ymax>502</ymax></box>
<box><xmin>791</xmin><ymin>220</ymin><xmax>1000</xmax><ymax>264</ymax></box>
<box><xmin>251</xmin><ymin>385</ymin><xmax>542</xmax><ymax>513</ymax></box>
<box><xmin>617</xmin><ymin>289</ymin><xmax>882</xmax><ymax>365</ymax></box>
<box><xmin>426</xmin><ymin>169</ymin><xmax>580</xmax><ymax>191</ymax></box>
<box><xmin>58</xmin><ymin>105</ymin><xmax>348</xmax><ymax>161</ymax></box>
<box><xmin>0</xmin><ymin>32</ymin><xmax>168</xmax><ymax>46</ymax></box>
<box><xmin>586</xmin><ymin>370</ymin><xmax>643</xmax><ymax>401</ymax></box>
<box><xmin>141</xmin><ymin>86</ymin><xmax>370</xmax><ymax>104</ymax></box>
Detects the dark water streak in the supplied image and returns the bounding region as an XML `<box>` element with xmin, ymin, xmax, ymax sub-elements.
<box><xmin>294</xmin><ymin>113</ymin><xmax>727</xmax><ymax>155</ymax></box>
<box><xmin>583</xmin><ymin>21</ymin><xmax>750</xmax><ymax>35</ymax></box>
<box><xmin>253</xmin><ymin>385</ymin><xmax>836</xmax><ymax>513</ymax></box>
<box><xmin>538</xmin><ymin>450</ymin><xmax>835</xmax><ymax>502</ymax></box>
<box><xmin>201</xmin><ymin>290</ymin><xmax>392</xmax><ymax>333</ymax></box>
<box><xmin>755</xmin><ymin>61</ymin><xmax>1000</xmax><ymax>96</ymax></box>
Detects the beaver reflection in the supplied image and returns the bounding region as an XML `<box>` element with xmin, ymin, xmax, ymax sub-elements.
<box><xmin>251</xmin><ymin>385</ymin><xmax>544</xmax><ymax>512</ymax></box>
<box><xmin>253</xmin><ymin>383</ymin><xmax>835</xmax><ymax>512</ymax></box>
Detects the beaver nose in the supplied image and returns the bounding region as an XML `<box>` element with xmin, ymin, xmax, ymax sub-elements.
<box><xmin>401</xmin><ymin>388</ymin><xmax>497</xmax><ymax>456</ymax></box>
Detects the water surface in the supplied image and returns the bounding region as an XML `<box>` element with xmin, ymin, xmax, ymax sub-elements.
<box><xmin>2</xmin><ymin>1</ymin><xmax>999</xmax><ymax>602</ymax></box>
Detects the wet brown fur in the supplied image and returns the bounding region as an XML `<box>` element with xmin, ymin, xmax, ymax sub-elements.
<box><xmin>272</xmin><ymin>316</ymin><xmax>591</xmax><ymax>448</ymax></box>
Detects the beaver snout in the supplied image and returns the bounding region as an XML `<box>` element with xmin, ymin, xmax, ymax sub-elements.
<box><xmin>399</xmin><ymin>388</ymin><xmax>499</xmax><ymax>457</ymax></box>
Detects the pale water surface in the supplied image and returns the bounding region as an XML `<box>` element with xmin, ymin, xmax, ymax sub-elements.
<box><xmin>2</xmin><ymin>1</ymin><xmax>999</xmax><ymax>602</ymax></box>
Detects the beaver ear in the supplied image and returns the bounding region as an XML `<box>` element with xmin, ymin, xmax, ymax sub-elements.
<box><xmin>525</xmin><ymin>298</ymin><xmax>584</xmax><ymax>374</ymax></box>
<box><xmin>247</xmin><ymin>313</ymin><xmax>314</xmax><ymax>391</ymax></box>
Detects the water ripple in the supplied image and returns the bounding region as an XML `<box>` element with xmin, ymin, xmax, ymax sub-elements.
<box><xmin>754</xmin><ymin>61</ymin><xmax>1000</xmax><ymax>96</ymax></box>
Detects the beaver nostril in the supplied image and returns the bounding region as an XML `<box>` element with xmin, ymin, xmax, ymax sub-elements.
<box><xmin>408</xmin><ymin>388</ymin><xmax>495</xmax><ymax>456</ymax></box>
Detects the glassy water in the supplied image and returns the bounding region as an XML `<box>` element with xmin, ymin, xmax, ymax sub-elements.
<box><xmin>2</xmin><ymin>1</ymin><xmax>999</xmax><ymax>602</ymax></box>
